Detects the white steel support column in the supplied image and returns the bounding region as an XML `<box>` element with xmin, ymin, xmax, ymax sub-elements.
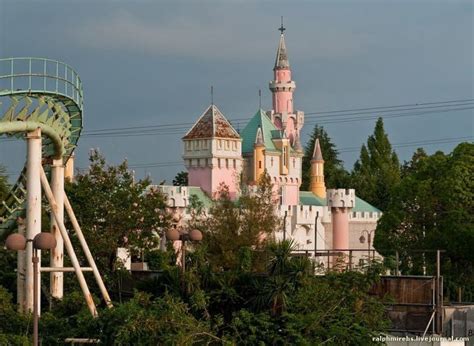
<box><xmin>16</xmin><ymin>218</ymin><xmax>26</xmax><ymax>312</ymax></box>
<box><xmin>25</xmin><ymin>128</ymin><xmax>42</xmax><ymax>313</ymax></box>
<box><xmin>50</xmin><ymin>159</ymin><xmax>64</xmax><ymax>299</ymax></box>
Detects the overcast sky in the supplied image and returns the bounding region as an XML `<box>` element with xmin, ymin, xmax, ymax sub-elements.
<box><xmin>0</xmin><ymin>0</ymin><xmax>473</xmax><ymax>183</ymax></box>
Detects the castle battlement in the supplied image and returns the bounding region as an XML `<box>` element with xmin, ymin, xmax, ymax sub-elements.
<box><xmin>327</xmin><ymin>189</ymin><xmax>355</xmax><ymax>209</ymax></box>
<box><xmin>156</xmin><ymin>185</ymin><xmax>190</xmax><ymax>208</ymax></box>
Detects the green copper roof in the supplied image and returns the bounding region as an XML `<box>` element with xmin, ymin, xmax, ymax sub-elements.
<box><xmin>353</xmin><ymin>197</ymin><xmax>381</xmax><ymax>213</ymax></box>
<box><xmin>189</xmin><ymin>186</ymin><xmax>213</xmax><ymax>208</ymax></box>
<box><xmin>299</xmin><ymin>191</ymin><xmax>326</xmax><ymax>206</ymax></box>
<box><xmin>241</xmin><ymin>109</ymin><xmax>279</xmax><ymax>153</ymax></box>
<box><xmin>299</xmin><ymin>191</ymin><xmax>381</xmax><ymax>213</ymax></box>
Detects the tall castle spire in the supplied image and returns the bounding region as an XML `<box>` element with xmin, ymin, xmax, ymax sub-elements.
<box><xmin>275</xmin><ymin>18</ymin><xmax>290</xmax><ymax>70</ymax></box>
<box><xmin>268</xmin><ymin>18</ymin><xmax>304</xmax><ymax>148</ymax></box>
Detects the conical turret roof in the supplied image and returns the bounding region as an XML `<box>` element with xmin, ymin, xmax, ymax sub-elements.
<box><xmin>274</xmin><ymin>34</ymin><xmax>290</xmax><ymax>69</ymax></box>
<box><xmin>311</xmin><ymin>138</ymin><xmax>324</xmax><ymax>161</ymax></box>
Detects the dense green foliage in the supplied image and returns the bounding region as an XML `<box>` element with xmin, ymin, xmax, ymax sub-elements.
<box><xmin>375</xmin><ymin>142</ymin><xmax>474</xmax><ymax>300</ymax></box>
<box><xmin>301</xmin><ymin>125</ymin><xmax>350</xmax><ymax>190</ymax></box>
<box><xmin>351</xmin><ymin>118</ymin><xmax>400</xmax><ymax>211</ymax></box>
<box><xmin>204</xmin><ymin>172</ymin><xmax>280</xmax><ymax>271</ymax></box>
<box><xmin>0</xmin><ymin>164</ymin><xmax>8</xmax><ymax>201</ymax></box>
<box><xmin>0</xmin><ymin>240</ymin><xmax>388</xmax><ymax>344</ymax></box>
<box><xmin>65</xmin><ymin>150</ymin><xmax>171</xmax><ymax>296</ymax></box>
<box><xmin>173</xmin><ymin>171</ymin><xmax>189</xmax><ymax>186</ymax></box>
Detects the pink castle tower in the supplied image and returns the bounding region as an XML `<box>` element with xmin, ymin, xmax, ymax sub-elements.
<box><xmin>327</xmin><ymin>189</ymin><xmax>355</xmax><ymax>266</ymax></box>
<box><xmin>183</xmin><ymin>104</ymin><xmax>242</xmax><ymax>199</ymax></box>
<box><xmin>268</xmin><ymin>19</ymin><xmax>305</xmax><ymax>148</ymax></box>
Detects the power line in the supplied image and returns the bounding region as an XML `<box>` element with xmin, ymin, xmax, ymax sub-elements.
<box><xmin>105</xmin><ymin>136</ymin><xmax>472</xmax><ymax>170</ymax></box>
<box><xmin>80</xmin><ymin>98</ymin><xmax>474</xmax><ymax>136</ymax></box>
<box><xmin>80</xmin><ymin>104</ymin><xmax>474</xmax><ymax>139</ymax></box>
<box><xmin>0</xmin><ymin>98</ymin><xmax>472</xmax><ymax>143</ymax></box>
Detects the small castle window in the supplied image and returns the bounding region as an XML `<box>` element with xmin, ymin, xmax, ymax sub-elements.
<box><xmin>226</xmin><ymin>159</ymin><xmax>229</xmax><ymax>168</ymax></box>
<box><xmin>205</xmin><ymin>158</ymin><xmax>209</xmax><ymax>167</ymax></box>
<box><xmin>218</xmin><ymin>140</ymin><xmax>222</xmax><ymax>149</ymax></box>
<box><xmin>353</xmin><ymin>212</ymin><xmax>357</xmax><ymax>218</ymax></box>
<box><xmin>259</xmin><ymin>161</ymin><xmax>262</xmax><ymax>169</ymax></box>
<box><xmin>233</xmin><ymin>159</ymin><xmax>236</xmax><ymax>168</ymax></box>
<box><xmin>270</xmin><ymin>157</ymin><xmax>274</xmax><ymax>167</ymax></box>
<box><xmin>218</xmin><ymin>158</ymin><xmax>221</xmax><ymax>168</ymax></box>
<box><xmin>293</xmin><ymin>158</ymin><xmax>296</xmax><ymax>168</ymax></box>
<box><xmin>197</xmin><ymin>159</ymin><xmax>201</xmax><ymax>167</ymax></box>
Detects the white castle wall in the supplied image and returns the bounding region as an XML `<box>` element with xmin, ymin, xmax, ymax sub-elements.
<box><xmin>157</xmin><ymin>185</ymin><xmax>381</xmax><ymax>269</ymax></box>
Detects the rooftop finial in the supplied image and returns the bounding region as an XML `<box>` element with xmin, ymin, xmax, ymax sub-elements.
<box><xmin>259</xmin><ymin>89</ymin><xmax>262</xmax><ymax>109</ymax></box>
<box><xmin>211</xmin><ymin>85</ymin><xmax>214</xmax><ymax>105</ymax></box>
<box><xmin>278</xmin><ymin>16</ymin><xmax>286</xmax><ymax>35</ymax></box>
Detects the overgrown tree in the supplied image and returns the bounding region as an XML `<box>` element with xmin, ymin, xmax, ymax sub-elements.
<box><xmin>351</xmin><ymin>118</ymin><xmax>400</xmax><ymax>210</ymax></box>
<box><xmin>173</xmin><ymin>171</ymin><xmax>188</xmax><ymax>186</ymax></box>
<box><xmin>375</xmin><ymin>143</ymin><xmax>474</xmax><ymax>301</ymax></box>
<box><xmin>204</xmin><ymin>171</ymin><xmax>281</xmax><ymax>271</ymax></box>
<box><xmin>65</xmin><ymin>150</ymin><xmax>171</xmax><ymax>294</ymax></box>
<box><xmin>301</xmin><ymin>125</ymin><xmax>350</xmax><ymax>190</ymax></box>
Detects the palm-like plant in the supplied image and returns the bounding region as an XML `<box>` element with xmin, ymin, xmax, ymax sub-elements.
<box><xmin>252</xmin><ymin>240</ymin><xmax>312</xmax><ymax>316</ymax></box>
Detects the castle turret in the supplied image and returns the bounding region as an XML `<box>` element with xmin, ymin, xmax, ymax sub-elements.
<box><xmin>310</xmin><ymin>138</ymin><xmax>326</xmax><ymax>198</ymax></box>
<box><xmin>183</xmin><ymin>104</ymin><xmax>242</xmax><ymax>199</ymax></box>
<box><xmin>253</xmin><ymin>126</ymin><xmax>265</xmax><ymax>182</ymax></box>
<box><xmin>268</xmin><ymin>21</ymin><xmax>304</xmax><ymax>148</ymax></box>
<box><xmin>327</xmin><ymin>189</ymin><xmax>355</xmax><ymax>252</ymax></box>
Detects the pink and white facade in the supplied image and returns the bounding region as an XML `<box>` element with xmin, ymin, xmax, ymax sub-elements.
<box><xmin>157</xmin><ymin>25</ymin><xmax>382</xmax><ymax>269</ymax></box>
<box><xmin>182</xmin><ymin>105</ymin><xmax>243</xmax><ymax>200</ymax></box>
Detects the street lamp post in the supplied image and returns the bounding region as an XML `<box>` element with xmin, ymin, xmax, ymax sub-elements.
<box><xmin>165</xmin><ymin>228</ymin><xmax>202</xmax><ymax>274</ymax></box>
<box><xmin>5</xmin><ymin>232</ymin><xmax>57</xmax><ymax>346</ymax></box>
<box><xmin>359</xmin><ymin>229</ymin><xmax>374</xmax><ymax>263</ymax></box>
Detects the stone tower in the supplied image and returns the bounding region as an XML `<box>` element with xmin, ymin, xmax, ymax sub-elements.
<box><xmin>182</xmin><ymin>104</ymin><xmax>242</xmax><ymax>199</ymax></box>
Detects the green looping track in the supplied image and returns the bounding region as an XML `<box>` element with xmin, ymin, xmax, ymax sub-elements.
<box><xmin>0</xmin><ymin>57</ymin><xmax>83</xmax><ymax>234</ymax></box>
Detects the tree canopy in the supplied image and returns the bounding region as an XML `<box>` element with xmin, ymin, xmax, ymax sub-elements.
<box><xmin>204</xmin><ymin>171</ymin><xmax>281</xmax><ymax>271</ymax></box>
<box><xmin>351</xmin><ymin>118</ymin><xmax>400</xmax><ymax>211</ymax></box>
<box><xmin>173</xmin><ymin>171</ymin><xmax>188</xmax><ymax>186</ymax></box>
<box><xmin>375</xmin><ymin>142</ymin><xmax>474</xmax><ymax>300</ymax></box>
<box><xmin>65</xmin><ymin>150</ymin><xmax>171</xmax><ymax>286</ymax></box>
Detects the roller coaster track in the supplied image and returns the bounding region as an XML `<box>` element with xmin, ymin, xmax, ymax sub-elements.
<box><xmin>0</xmin><ymin>57</ymin><xmax>83</xmax><ymax>235</ymax></box>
